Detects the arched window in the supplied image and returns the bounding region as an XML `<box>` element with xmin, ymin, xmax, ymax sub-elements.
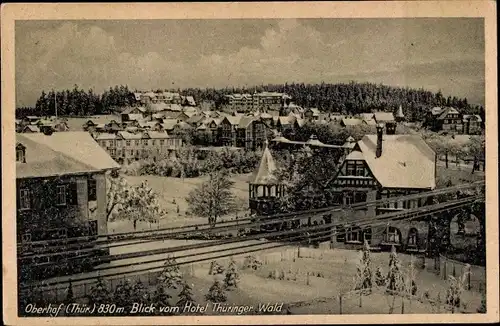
<box><xmin>407</xmin><ymin>228</ymin><xmax>419</xmax><ymax>247</ymax></box>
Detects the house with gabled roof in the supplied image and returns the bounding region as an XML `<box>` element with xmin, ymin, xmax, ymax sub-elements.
<box><xmin>304</xmin><ymin>108</ymin><xmax>321</xmax><ymax>121</ymax></box>
<box><xmin>327</xmin><ymin>124</ymin><xmax>436</xmax><ymax>252</ymax></box>
<box><xmin>427</xmin><ymin>106</ymin><xmax>463</xmax><ymax>133</ymax></box>
<box><xmin>16</xmin><ymin>132</ymin><xmax>120</xmax><ymax>249</ymax></box>
<box><xmin>220</xmin><ymin>116</ymin><xmax>242</xmax><ymax>147</ymax></box>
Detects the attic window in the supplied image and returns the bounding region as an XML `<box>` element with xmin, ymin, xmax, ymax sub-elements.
<box><xmin>16</xmin><ymin>144</ymin><xmax>26</xmax><ymax>163</ymax></box>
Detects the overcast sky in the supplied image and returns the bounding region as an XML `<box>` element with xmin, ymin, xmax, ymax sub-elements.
<box><xmin>15</xmin><ymin>18</ymin><xmax>484</xmax><ymax>107</ymax></box>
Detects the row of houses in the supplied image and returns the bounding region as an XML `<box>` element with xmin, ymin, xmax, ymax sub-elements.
<box><xmin>15</xmin><ymin>116</ymin><xmax>70</xmax><ymax>134</ymax></box>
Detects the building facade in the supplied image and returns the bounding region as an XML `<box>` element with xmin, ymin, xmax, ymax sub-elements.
<box><xmin>16</xmin><ymin>132</ymin><xmax>120</xmax><ymax>244</ymax></box>
<box><xmin>94</xmin><ymin>130</ymin><xmax>182</xmax><ymax>164</ymax></box>
<box><xmin>326</xmin><ymin>125</ymin><xmax>437</xmax><ymax>252</ymax></box>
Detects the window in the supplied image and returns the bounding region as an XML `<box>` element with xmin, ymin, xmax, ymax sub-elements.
<box><xmin>354</xmin><ymin>192</ymin><xmax>367</xmax><ymax>203</ymax></box>
<box><xmin>336</xmin><ymin>226</ymin><xmax>345</xmax><ymax>242</ymax></box>
<box><xmin>88</xmin><ymin>179</ymin><xmax>97</xmax><ymax>201</ymax></box>
<box><xmin>356</xmin><ymin>165</ymin><xmax>364</xmax><ymax>176</ymax></box>
<box><xmin>346</xmin><ymin>227</ymin><xmax>362</xmax><ymax>243</ymax></box>
<box><xmin>126</xmin><ymin>140</ymin><xmax>131</xmax><ymax>146</ymax></box>
<box><xmin>152</xmin><ymin>140</ymin><xmax>156</xmax><ymax>146</ymax></box>
<box><xmin>135</xmin><ymin>140</ymin><xmax>140</xmax><ymax>146</ymax></box>
<box><xmin>407</xmin><ymin>228</ymin><xmax>418</xmax><ymax>247</ymax></box>
<box><xmin>19</xmin><ymin>188</ymin><xmax>30</xmax><ymax>210</ymax></box>
<box><xmin>346</xmin><ymin>162</ymin><xmax>356</xmax><ymax>176</ymax></box>
<box><xmin>136</xmin><ymin>150</ymin><xmax>140</xmax><ymax>156</ymax></box>
<box><xmin>160</xmin><ymin>140</ymin><xmax>165</xmax><ymax>145</ymax></box>
<box><xmin>110</xmin><ymin>149</ymin><xmax>116</xmax><ymax>156</ymax></box>
<box><xmin>384</xmin><ymin>226</ymin><xmax>401</xmax><ymax>244</ymax></box>
<box><xmin>16</xmin><ymin>148</ymin><xmax>26</xmax><ymax>163</ymax></box>
<box><xmin>129</xmin><ymin>150</ymin><xmax>134</xmax><ymax>156</ymax></box>
<box><xmin>363</xmin><ymin>228</ymin><xmax>372</xmax><ymax>244</ymax></box>
<box><xmin>143</xmin><ymin>139</ymin><xmax>148</xmax><ymax>145</ymax></box>
<box><xmin>56</xmin><ymin>185</ymin><xmax>67</xmax><ymax>206</ymax></box>
<box><xmin>344</xmin><ymin>192</ymin><xmax>354</xmax><ymax>206</ymax></box>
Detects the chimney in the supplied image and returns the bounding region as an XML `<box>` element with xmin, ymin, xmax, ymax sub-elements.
<box><xmin>376</xmin><ymin>123</ymin><xmax>384</xmax><ymax>158</ymax></box>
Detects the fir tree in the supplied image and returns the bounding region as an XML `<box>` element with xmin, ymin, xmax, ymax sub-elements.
<box><xmin>224</xmin><ymin>258</ymin><xmax>240</xmax><ymax>290</ymax></box>
<box><xmin>177</xmin><ymin>282</ymin><xmax>196</xmax><ymax>311</ymax></box>
<box><xmin>386</xmin><ymin>245</ymin><xmax>404</xmax><ymax>292</ymax></box>
<box><xmin>88</xmin><ymin>277</ymin><xmax>111</xmax><ymax>306</ymax></box>
<box><xmin>157</xmin><ymin>256</ymin><xmax>183</xmax><ymax>289</ymax></box>
<box><xmin>65</xmin><ymin>280</ymin><xmax>74</xmax><ymax>304</ymax></box>
<box><xmin>477</xmin><ymin>293</ymin><xmax>486</xmax><ymax>313</ymax></box>
<box><xmin>205</xmin><ymin>280</ymin><xmax>227</xmax><ymax>303</ymax></box>
<box><xmin>355</xmin><ymin>240</ymin><xmax>373</xmax><ymax>292</ymax></box>
<box><xmin>374</xmin><ymin>267</ymin><xmax>386</xmax><ymax>287</ymax></box>
<box><xmin>132</xmin><ymin>280</ymin><xmax>150</xmax><ymax>304</ymax></box>
<box><xmin>113</xmin><ymin>278</ymin><xmax>135</xmax><ymax>311</ymax></box>
<box><xmin>152</xmin><ymin>285</ymin><xmax>173</xmax><ymax>315</ymax></box>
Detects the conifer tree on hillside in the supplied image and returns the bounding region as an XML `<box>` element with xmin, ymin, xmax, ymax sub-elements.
<box><xmin>88</xmin><ymin>277</ymin><xmax>111</xmax><ymax>306</ymax></box>
<box><xmin>177</xmin><ymin>281</ymin><xmax>197</xmax><ymax>310</ymax></box>
<box><xmin>224</xmin><ymin>258</ymin><xmax>240</xmax><ymax>290</ymax></box>
<box><xmin>205</xmin><ymin>280</ymin><xmax>227</xmax><ymax>303</ymax></box>
<box><xmin>157</xmin><ymin>256</ymin><xmax>184</xmax><ymax>290</ymax></box>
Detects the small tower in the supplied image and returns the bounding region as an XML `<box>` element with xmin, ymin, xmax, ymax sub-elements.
<box><xmin>248</xmin><ymin>140</ymin><xmax>283</xmax><ymax>217</ymax></box>
<box><xmin>342</xmin><ymin>136</ymin><xmax>357</xmax><ymax>156</ymax></box>
<box><xmin>395</xmin><ymin>105</ymin><xmax>405</xmax><ymax>122</ymax></box>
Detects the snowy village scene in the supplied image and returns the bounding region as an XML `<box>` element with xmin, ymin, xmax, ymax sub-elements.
<box><xmin>9</xmin><ymin>8</ymin><xmax>494</xmax><ymax>320</ymax></box>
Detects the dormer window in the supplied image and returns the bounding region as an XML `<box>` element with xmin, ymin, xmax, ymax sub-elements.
<box><xmin>16</xmin><ymin>143</ymin><xmax>26</xmax><ymax>163</ymax></box>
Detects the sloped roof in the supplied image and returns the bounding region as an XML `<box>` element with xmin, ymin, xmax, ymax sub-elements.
<box><xmin>249</xmin><ymin>145</ymin><xmax>278</xmax><ymax>185</ymax></box>
<box><xmin>437</xmin><ymin>107</ymin><xmax>460</xmax><ymax>120</ymax></box>
<box><xmin>238</xmin><ymin>116</ymin><xmax>255</xmax><ymax>128</ymax></box>
<box><xmin>125</xmin><ymin>114</ymin><xmax>144</xmax><ymax>122</ymax></box>
<box><xmin>17</xmin><ymin>132</ymin><xmax>119</xmax><ymax>178</ymax></box>
<box><xmin>122</xmin><ymin>106</ymin><xmax>146</xmax><ymax>114</ymax></box>
<box><xmin>359</xmin><ymin>113</ymin><xmax>375</xmax><ymax>121</ymax></box>
<box><xmin>145</xmin><ymin>131</ymin><xmax>170</xmax><ymax>139</ymax></box>
<box><xmin>95</xmin><ymin>133</ymin><xmax>117</xmax><ymax>140</ymax></box>
<box><xmin>374</xmin><ymin>112</ymin><xmax>395</xmax><ymax>122</ymax></box>
<box><xmin>117</xmin><ymin>131</ymin><xmax>143</xmax><ymax>139</ymax></box>
<box><xmin>463</xmin><ymin>114</ymin><xmax>482</xmax><ymax>122</ymax></box>
<box><xmin>345</xmin><ymin>150</ymin><xmax>365</xmax><ymax>161</ymax></box>
<box><xmin>431</xmin><ymin>107</ymin><xmax>443</xmax><ymax>115</ymax></box>
<box><xmin>225</xmin><ymin>116</ymin><xmax>242</xmax><ymax>125</ymax></box>
<box><xmin>356</xmin><ymin>134</ymin><xmax>436</xmax><ymax>189</ymax></box>
<box><xmin>23</xmin><ymin>125</ymin><xmax>40</xmax><ymax>132</ymax></box>
<box><xmin>187</xmin><ymin>114</ymin><xmax>206</xmax><ymax>124</ymax></box>
<box><xmin>295</xmin><ymin>118</ymin><xmax>306</xmax><ymax>128</ymax></box>
<box><xmin>342</xmin><ymin>118</ymin><xmax>363</xmax><ymax>126</ymax></box>
<box><xmin>260</xmin><ymin>112</ymin><xmax>273</xmax><ymax>119</ymax></box>
<box><xmin>161</xmin><ymin>119</ymin><xmax>177</xmax><ymax>130</ymax></box>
